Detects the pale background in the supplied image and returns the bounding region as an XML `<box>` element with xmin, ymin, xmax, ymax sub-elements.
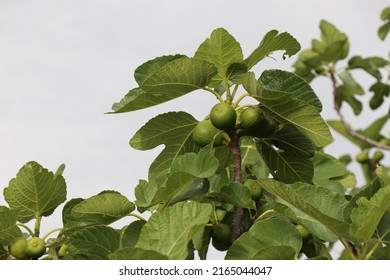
<box><xmin>1</xmin><ymin>0</ymin><xmax>389</xmax><ymax>259</ymax></box>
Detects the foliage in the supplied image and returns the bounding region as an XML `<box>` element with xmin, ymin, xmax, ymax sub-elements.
<box><xmin>1</xmin><ymin>7</ymin><xmax>390</xmax><ymax>260</ymax></box>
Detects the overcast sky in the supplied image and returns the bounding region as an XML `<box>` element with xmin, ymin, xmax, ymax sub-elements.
<box><xmin>1</xmin><ymin>0</ymin><xmax>389</xmax><ymax>259</ymax></box>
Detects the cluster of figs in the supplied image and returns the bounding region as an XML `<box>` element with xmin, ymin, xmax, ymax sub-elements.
<box><xmin>191</xmin><ymin>102</ymin><xmax>277</xmax><ymax>147</ymax></box>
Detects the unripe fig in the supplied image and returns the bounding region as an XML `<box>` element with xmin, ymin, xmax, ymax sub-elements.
<box><xmin>8</xmin><ymin>237</ymin><xmax>29</xmax><ymax>260</ymax></box>
<box><xmin>192</xmin><ymin>120</ymin><xmax>227</xmax><ymax>147</ymax></box>
<box><xmin>26</xmin><ymin>237</ymin><xmax>46</xmax><ymax>258</ymax></box>
<box><xmin>356</xmin><ymin>151</ymin><xmax>369</xmax><ymax>163</ymax></box>
<box><xmin>244</xmin><ymin>179</ymin><xmax>263</xmax><ymax>201</ymax></box>
<box><xmin>210</xmin><ymin>102</ymin><xmax>236</xmax><ymax>131</ymax></box>
<box><xmin>372</xmin><ymin>150</ymin><xmax>384</xmax><ymax>163</ymax></box>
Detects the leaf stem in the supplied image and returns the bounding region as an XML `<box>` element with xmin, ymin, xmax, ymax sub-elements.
<box><xmin>232</xmin><ymin>93</ymin><xmax>250</xmax><ymax>108</ymax></box>
<box><xmin>16</xmin><ymin>223</ymin><xmax>34</xmax><ymax>236</ymax></box>
<box><xmin>253</xmin><ymin>209</ymin><xmax>276</xmax><ymax>223</ymax></box>
<box><xmin>203</xmin><ymin>87</ymin><xmax>224</xmax><ymax>103</ymax></box>
<box><xmin>41</xmin><ymin>228</ymin><xmax>63</xmax><ymax>241</ymax></box>
<box><xmin>34</xmin><ymin>215</ymin><xmax>41</xmax><ymax>237</ymax></box>
<box><xmin>231</xmin><ymin>84</ymin><xmax>239</xmax><ymax>101</ymax></box>
<box><xmin>128</xmin><ymin>213</ymin><xmax>147</xmax><ymax>222</ymax></box>
<box><xmin>225</xmin><ymin>79</ymin><xmax>232</xmax><ymax>103</ymax></box>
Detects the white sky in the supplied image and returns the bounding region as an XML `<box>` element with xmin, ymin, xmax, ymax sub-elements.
<box><xmin>0</xmin><ymin>0</ymin><xmax>389</xmax><ymax>259</ymax></box>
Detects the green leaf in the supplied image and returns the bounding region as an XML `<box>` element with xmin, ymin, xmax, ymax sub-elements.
<box><xmin>152</xmin><ymin>173</ymin><xmax>209</xmax><ymax>207</ymax></box>
<box><xmin>219</xmin><ymin>182</ymin><xmax>256</xmax><ymax>209</ymax></box>
<box><xmin>378</xmin><ymin>7</ymin><xmax>390</xmax><ymax>40</ymax></box>
<box><xmin>134</xmin><ymin>180</ymin><xmax>158</xmax><ymax>211</ymax></box>
<box><xmin>312</xmin><ymin>152</ymin><xmax>356</xmax><ymax>189</ymax></box>
<box><xmin>369</xmin><ymin>82</ymin><xmax>390</xmax><ymax>110</ymax></box>
<box><xmin>313</xmin><ymin>20</ymin><xmax>349</xmax><ymax>62</ymax></box>
<box><xmin>348</xmin><ymin>56</ymin><xmax>389</xmax><ymax>80</ymax></box>
<box><xmin>170</xmin><ymin>151</ymin><xmax>219</xmax><ymax>178</ymax></box>
<box><xmin>194</xmin><ymin>28</ymin><xmax>243</xmax><ymax>79</ymax></box>
<box><xmin>259</xmin><ymin>141</ymin><xmax>313</xmax><ymax>183</ymax></box>
<box><xmin>270</xmin><ymin>201</ymin><xmax>337</xmax><ymax>242</ymax></box>
<box><xmin>71</xmin><ymin>191</ymin><xmax>135</xmax><ymax>225</ymax></box>
<box><xmin>111</xmin><ymin>57</ymin><xmax>217</xmax><ymax>113</ymax></box>
<box><xmin>226</xmin><ymin>218</ymin><xmax>302</xmax><ymax>260</ymax></box>
<box><xmin>109</xmin><ymin>247</ymin><xmax>169</xmax><ymax>260</ymax></box>
<box><xmin>293</xmin><ymin>49</ymin><xmax>322</xmax><ymax>82</ymax></box>
<box><xmin>245</xmin><ymin>30</ymin><xmax>300</xmax><ymax>69</ymax></box>
<box><xmin>62</xmin><ymin>198</ymin><xmax>96</xmax><ymax>228</ymax></box>
<box><xmin>130</xmin><ymin>111</ymin><xmax>200</xmax><ymax>181</ymax></box>
<box><xmin>243</xmin><ymin>72</ymin><xmax>333</xmax><ymax>148</ymax></box>
<box><xmin>0</xmin><ymin>246</ymin><xmax>9</xmax><ymax>260</ymax></box>
<box><xmin>141</xmin><ymin>57</ymin><xmax>217</xmax><ymax>96</ymax></box>
<box><xmin>69</xmin><ymin>225</ymin><xmax>120</xmax><ymax>260</ymax></box>
<box><xmin>259</xmin><ymin>179</ymin><xmax>352</xmax><ymax>240</ymax></box>
<box><xmin>269</xmin><ymin>124</ymin><xmax>315</xmax><ymax>158</ymax></box>
<box><xmin>134</xmin><ymin>54</ymin><xmax>186</xmax><ymax>85</ymax></box>
<box><xmin>328</xmin><ymin>115</ymin><xmax>388</xmax><ymax>149</ymax></box>
<box><xmin>3</xmin><ymin>161</ymin><xmax>67</xmax><ymax>223</ymax></box>
<box><xmin>0</xmin><ymin>206</ymin><xmax>22</xmax><ymax>246</ymax></box>
<box><xmin>336</xmin><ymin>71</ymin><xmax>364</xmax><ymax>115</ymax></box>
<box><xmin>136</xmin><ymin>201</ymin><xmax>212</xmax><ymax>259</ymax></box>
<box><xmin>120</xmin><ymin>220</ymin><xmax>146</xmax><ymax>248</ymax></box>
<box><xmin>350</xmin><ymin>185</ymin><xmax>390</xmax><ymax>242</ymax></box>
<box><xmin>259</xmin><ymin>70</ymin><xmax>322</xmax><ymax>112</ymax></box>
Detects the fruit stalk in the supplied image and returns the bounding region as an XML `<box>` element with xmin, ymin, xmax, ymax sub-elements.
<box><xmin>228</xmin><ymin>129</ymin><xmax>244</xmax><ymax>241</ymax></box>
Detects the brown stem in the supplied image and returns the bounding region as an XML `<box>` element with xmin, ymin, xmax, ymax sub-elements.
<box><xmin>228</xmin><ymin>130</ymin><xmax>244</xmax><ymax>241</ymax></box>
<box><xmin>329</xmin><ymin>72</ymin><xmax>390</xmax><ymax>151</ymax></box>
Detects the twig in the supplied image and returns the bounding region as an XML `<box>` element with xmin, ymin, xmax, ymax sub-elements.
<box><xmin>329</xmin><ymin>71</ymin><xmax>390</xmax><ymax>151</ymax></box>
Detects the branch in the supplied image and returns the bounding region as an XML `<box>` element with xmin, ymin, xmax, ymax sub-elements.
<box><xmin>329</xmin><ymin>72</ymin><xmax>390</xmax><ymax>151</ymax></box>
<box><xmin>228</xmin><ymin>129</ymin><xmax>244</xmax><ymax>242</ymax></box>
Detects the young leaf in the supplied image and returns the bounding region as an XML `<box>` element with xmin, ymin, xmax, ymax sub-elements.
<box><xmin>109</xmin><ymin>247</ymin><xmax>168</xmax><ymax>260</ymax></box>
<box><xmin>313</xmin><ymin>20</ymin><xmax>349</xmax><ymax>62</ymax></box>
<box><xmin>259</xmin><ymin>69</ymin><xmax>322</xmax><ymax>112</ymax></box>
<box><xmin>258</xmin><ymin>179</ymin><xmax>352</xmax><ymax>240</ymax></box>
<box><xmin>3</xmin><ymin>161</ymin><xmax>66</xmax><ymax>223</ymax></box>
<box><xmin>242</xmin><ymin>72</ymin><xmax>333</xmax><ymax>148</ymax></box>
<box><xmin>225</xmin><ymin>218</ymin><xmax>302</xmax><ymax>260</ymax></box>
<box><xmin>245</xmin><ymin>30</ymin><xmax>301</xmax><ymax>69</ymax></box>
<box><xmin>62</xmin><ymin>198</ymin><xmax>96</xmax><ymax>229</ymax></box>
<box><xmin>194</xmin><ymin>28</ymin><xmax>244</xmax><ymax>79</ymax></box>
<box><xmin>348</xmin><ymin>56</ymin><xmax>389</xmax><ymax>80</ymax></box>
<box><xmin>350</xmin><ymin>185</ymin><xmax>390</xmax><ymax>242</ymax></box>
<box><xmin>136</xmin><ymin>201</ymin><xmax>212</xmax><ymax>259</ymax></box>
<box><xmin>219</xmin><ymin>182</ymin><xmax>256</xmax><ymax>209</ymax></box>
<box><xmin>0</xmin><ymin>206</ymin><xmax>22</xmax><ymax>246</ymax></box>
<box><xmin>336</xmin><ymin>71</ymin><xmax>364</xmax><ymax>115</ymax></box>
<box><xmin>259</xmin><ymin>141</ymin><xmax>314</xmax><ymax>183</ymax></box>
<box><xmin>130</xmin><ymin>111</ymin><xmax>200</xmax><ymax>181</ymax></box>
<box><xmin>70</xmin><ymin>191</ymin><xmax>135</xmax><ymax>225</ymax></box>
<box><xmin>69</xmin><ymin>225</ymin><xmax>120</xmax><ymax>260</ymax></box>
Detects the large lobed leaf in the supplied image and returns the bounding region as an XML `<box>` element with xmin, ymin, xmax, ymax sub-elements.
<box><xmin>3</xmin><ymin>161</ymin><xmax>67</xmax><ymax>223</ymax></box>
<box><xmin>111</xmin><ymin>57</ymin><xmax>217</xmax><ymax>113</ymax></box>
<box><xmin>226</xmin><ymin>218</ymin><xmax>302</xmax><ymax>260</ymax></box>
<box><xmin>243</xmin><ymin>72</ymin><xmax>333</xmax><ymax>148</ymax></box>
<box><xmin>130</xmin><ymin>111</ymin><xmax>200</xmax><ymax>181</ymax></box>
<box><xmin>136</xmin><ymin>201</ymin><xmax>212</xmax><ymax>259</ymax></box>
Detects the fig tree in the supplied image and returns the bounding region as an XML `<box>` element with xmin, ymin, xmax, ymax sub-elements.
<box><xmin>26</xmin><ymin>237</ymin><xmax>46</xmax><ymax>258</ymax></box>
<box><xmin>8</xmin><ymin>237</ymin><xmax>29</xmax><ymax>260</ymax></box>
<box><xmin>210</xmin><ymin>102</ymin><xmax>236</xmax><ymax>131</ymax></box>
<box><xmin>192</xmin><ymin>120</ymin><xmax>227</xmax><ymax>147</ymax></box>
